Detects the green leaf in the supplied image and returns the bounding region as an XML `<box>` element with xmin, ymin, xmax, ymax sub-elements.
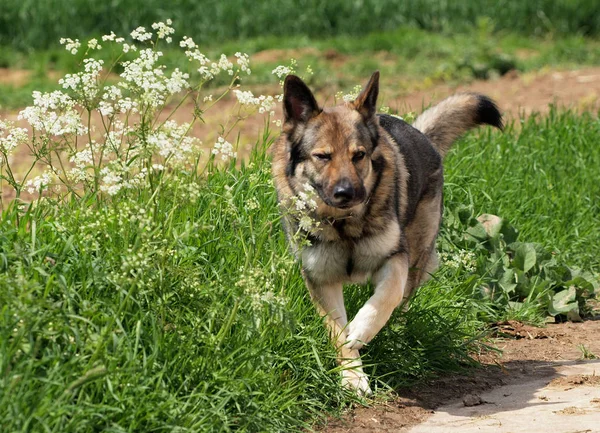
<box><xmin>511</xmin><ymin>243</ymin><xmax>537</xmax><ymax>273</ymax></box>
<box><xmin>548</xmin><ymin>286</ymin><xmax>578</xmax><ymax>316</ymax></box>
<box><xmin>466</xmin><ymin>221</ymin><xmax>488</xmax><ymax>241</ymax></box>
<box><xmin>498</xmin><ymin>268</ymin><xmax>517</xmax><ymax>294</ymax></box>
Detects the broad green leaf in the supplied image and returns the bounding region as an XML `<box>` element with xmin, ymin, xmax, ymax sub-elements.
<box><xmin>511</xmin><ymin>243</ymin><xmax>537</xmax><ymax>273</ymax></box>
<box><xmin>548</xmin><ymin>286</ymin><xmax>578</xmax><ymax>316</ymax></box>
<box><xmin>466</xmin><ymin>221</ymin><xmax>488</xmax><ymax>241</ymax></box>
<box><xmin>500</xmin><ymin>222</ymin><xmax>518</xmax><ymax>244</ymax></box>
<box><xmin>498</xmin><ymin>268</ymin><xmax>517</xmax><ymax>293</ymax></box>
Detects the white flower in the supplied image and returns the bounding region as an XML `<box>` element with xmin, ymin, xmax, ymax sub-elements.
<box><xmin>235</xmin><ymin>52</ymin><xmax>251</xmax><ymax>75</ymax></box>
<box><xmin>68</xmin><ymin>147</ymin><xmax>95</xmax><ymax>181</ymax></box>
<box><xmin>272</xmin><ymin>65</ymin><xmax>292</xmax><ymax>78</ymax></box>
<box><xmin>151</xmin><ymin>21</ymin><xmax>175</xmax><ymax>40</ymax></box>
<box><xmin>212</xmin><ymin>137</ymin><xmax>237</xmax><ymax>161</ymax></box>
<box><xmin>59</xmin><ymin>58</ymin><xmax>104</xmax><ymax>102</ymax></box>
<box><xmin>99</xmin><ymin>167</ymin><xmax>123</xmax><ymax>196</ymax></box>
<box><xmin>147</xmin><ymin>120</ymin><xmax>196</xmax><ymax>163</ymax></box>
<box><xmin>130</xmin><ymin>26</ymin><xmax>152</xmax><ymax>42</ymax></box>
<box><xmin>298</xmin><ymin>215</ymin><xmax>314</xmax><ymax>232</ymax></box>
<box><xmin>441</xmin><ymin>250</ymin><xmax>477</xmax><ymax>272</ymax></box>
<box><xmin>179</xmin><ymin>36</ymin><xmax>197</xmax><ymax>49</ymax></box>
<box><xmin>0</xmin><ymin>120</ymin><xmax>28</xmax><ymax>158</ymax></box>
<box><xmin>102</xmin><ymin>32</ymin><xmax>117</xmax><ymax>42</ymax></box>
<box><xmin>25</xmin><ymin>172</ymin><xmax>54</xmax><ymax>194</ymax></box>
<box><xmin>165</xmin><ymin>68</ymin><xmax>190</xmax><ymax>94</ymax></box>
<box><xmin>342</xmin><ymin>85</ymin><xmax>363</xmax><ymax>102</ymax></box>
<box><xmin>60</xmin><ymin>38</ymin><xmax>81</xmax><ymax>55</ymax></box>
<box><xmin>19</xmin><ymin>91</ymin><xmax>87</xmax><ymax>136</ymax></box>
<box><xmin>87</xmin><ymin>38</ymin><xmax>101</xmax><ymax>50</ymax></box>
<box><xmin>122</xmin><ymin>43</ymin><xmax>137</xmax><ymax>54</ymax></box>
<box><xmin>233</xmin><ymin>90</ymin><xmax>257</xmax><ymax>105</ymax></box>
<box><xmin>233</xmin><ymin>90</ymin><xmax>275</xmax><ymax>114</ymax></box>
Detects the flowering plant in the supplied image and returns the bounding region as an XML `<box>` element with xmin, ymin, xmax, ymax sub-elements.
<box><xmin>0</xmin><ymin>21</ymin><xmax>277</xmax><ymax>206</ymax></box>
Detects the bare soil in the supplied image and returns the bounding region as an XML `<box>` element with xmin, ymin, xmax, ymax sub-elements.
<box><xmin>396</xmin><ymin>67</ymin><xmax>600</xmax><ymax>116</ymax></box>
<box><xmin>320</xmin><ymin>319</ymin><xmax>600</xmax><ymax>432</ymax></box>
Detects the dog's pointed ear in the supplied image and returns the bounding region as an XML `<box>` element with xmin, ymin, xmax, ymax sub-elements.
<box><xmin>354</xmin><ymin>71</ymin><xmax>380</xmax><ymax>119</ymax></box>
<box><xmin>283</xmin><ymin>75</ymin><xmax>320</xmax><ymax>124</ymax></box>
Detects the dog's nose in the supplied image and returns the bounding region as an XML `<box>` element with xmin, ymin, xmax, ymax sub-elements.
<box><xmin>333</xmin><ymin>179</ymin><xmax>355</xmax><ymax>204</ymax></box>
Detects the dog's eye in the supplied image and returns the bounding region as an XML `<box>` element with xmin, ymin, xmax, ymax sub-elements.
<box><xmin>313</xmin><ymin>153</ymin><xmax>331</xmax><ymax>161</ymax></box>
<box><xmin>353</xmin><ymin>151</ymin><xmax>366</xmax><ymax>162</ymax></box>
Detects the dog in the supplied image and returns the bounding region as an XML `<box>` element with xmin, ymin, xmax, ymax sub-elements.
<box><xmin>271</xmin><ymin>71</ymin><xmax>502</xmax><ymax>395</ymax></box>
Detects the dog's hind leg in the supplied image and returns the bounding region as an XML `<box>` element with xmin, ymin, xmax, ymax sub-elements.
<box><xmin>404</xmin><ymin>193</ymin><xmax>443</xmax><ymax>299</ymax></box>
<box><xmin>345</xmin><ymin>253</ymin><xmax>410</xmax><ymax>350</ymax></box>
<box><xmin>304</xmin><ymin>277</ymin><xmax>372</xmax><ymax>395</ymax></box>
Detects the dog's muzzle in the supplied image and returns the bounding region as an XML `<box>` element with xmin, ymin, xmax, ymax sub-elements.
<box><xmin>330</xmin><ymin>179</ymin><xmax>366</xmax><ymax>208</ymax></box>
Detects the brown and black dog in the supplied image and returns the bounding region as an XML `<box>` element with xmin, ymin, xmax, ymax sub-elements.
<box><xmin>272</xmin><ymin>71</ymin><xmax>502</xmax><ymax>394</ymax></box>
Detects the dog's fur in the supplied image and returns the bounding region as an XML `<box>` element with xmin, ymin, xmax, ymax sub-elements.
<box><xmin>271</xmin><ymin>71</ymin><xmax>502</xmax><ymax>394</ymax></box>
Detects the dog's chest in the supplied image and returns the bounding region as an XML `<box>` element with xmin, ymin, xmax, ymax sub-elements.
<box><xmin>301</xmin><ymin>221</ymin><xmax>401</xmax><ymax>285</ymax></box>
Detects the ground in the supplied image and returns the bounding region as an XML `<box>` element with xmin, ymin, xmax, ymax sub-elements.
<box><xmin>321</xmin><ymin>319</ymin><xmax>600</xmax><ymax>432</ymax></box>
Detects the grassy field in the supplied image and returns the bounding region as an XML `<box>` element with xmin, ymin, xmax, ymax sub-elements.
<box><xmin>1</xmin><ymin>4</ymin><xmax>599</xmax><ymax>432</ymax></box>
<box><xmin>1</xmin><ymin>107</ymin><xmax>599</xmax><ymax>431</ymax></box>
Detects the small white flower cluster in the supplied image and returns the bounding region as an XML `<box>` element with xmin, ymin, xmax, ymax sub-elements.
<box><xmin>272</xmin><ymin>59</ymin><xmax>298</xmax><ymax>87</ymax></box>
<box><xmin>180</xmin><ymin>36</ymin><xmax>240</xmax><ymax>81</ymax></box>
<box><xmin>101</xmin><ymin>32</ymin><xmax>123</xmax><ymax>43</ymax></box>
<box><xmin>234</xmin><ymin>52</ymin><xmax>251</xmax><ymax>75</ymax></box>
<box><xmin>68</xmin><ymin>147</ymin><xmax>94</xmax><ymax>182</ymax></box>
<box><xmin>151</xmin><ymin>20</ymin><xmax>175</xmax><ymax>42</ymax></box>
<box><xmin>233</xmin><ymin>90</ymin><xmax>276</xmax><ymax>114</ymax></box>
<box><xmin>130</xmin><ymin>26</ymin><xmax>152</xmax><ymax>42</ymax></box>
<box><xmin>119</xmin><ymin>49</ymin><xmax>190</xmax><ymax>107</ymax></box>
<box><xmin>289</xmin><ymin>183</ymin><xmax>320</xmax><ymax>233</ymax></box>
<box><xmin>0</xmin><ymin>120</ymin><xmax>28</xmax><ymax>163</ymax></box>
<box><xmin>87</xmin><ymin>38</ymin><xmax>101</xmax><ymax>50</ymax></box>
<box><xmin>99</xmin><ymin>85</ymin><xmax>139</xmax><ymax>116</ymax></box>
<box><xmin>147</xmin><ymin>120</ymin><xmax>198</xmax><ymax>163</ymax></box>
<box><xmin>25</xmin><ymin>171</ymin><xmax>55</xmax><ymax>194</ymax></box>
<box><xmin>337</xmin><ymin>84</ymin><xmax>364</xmax><ymax>102</ymax></box>
<box><xmin>99</xmin><ymin>166</ymin><xmax>123</xmax><ymax>196</ymax></box>
<box><xmin>235</xmin><ymin>266</ymin><xmax>286</xmax><ymax>311</ymax></box>
<box><xmin>59</xmin><ymin>38</ymin><xmax>81</xmax><ymax>55</ymax></box>
<box><xmin>19</xmin><ymin>91</ymin><xmax>87</xmax><ymax>136</ymax></box>
<box><xmin>212</xmin><ymin>137</ymin><xmax>237</xmax><ymax>161</ymax></box>
<box><xmin>59</xmin><ymin>58</ymin><xmax>104</xmax><ymax>104</ymax></box>
<box><xmin>440</xmin><ymin>250</ymin><xmax>477</xmax><ymax>273</ymax></box>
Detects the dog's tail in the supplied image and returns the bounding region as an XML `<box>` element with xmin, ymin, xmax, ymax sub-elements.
<box><xmin>412</xmin><ymin>93</ymin><xmax>503</xmax><ymax>158</ymax></box>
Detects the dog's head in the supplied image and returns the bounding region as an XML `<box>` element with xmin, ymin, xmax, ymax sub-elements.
<box><xmin>281</xmin><ymin>72</ymin><xmax>381</xmax><ymax>211</ymax></box>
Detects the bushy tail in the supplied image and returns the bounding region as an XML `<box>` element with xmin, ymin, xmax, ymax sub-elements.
<box><xmin>412</xmin><ymin>93</ymin><xmax>503</xmax><ymax>158</ymax></box>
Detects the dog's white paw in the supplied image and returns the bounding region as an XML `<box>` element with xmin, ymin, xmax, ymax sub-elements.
<box><xmin>345</xmin><ymin>318</ymin><xmax>375</xmax><ymax>350</ymax></box>
<box><xmin>341</xmin><ymin>369</ymin><xmax>372</xmax><ymax>396</ymax></box>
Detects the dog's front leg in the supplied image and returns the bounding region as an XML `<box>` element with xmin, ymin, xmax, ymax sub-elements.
<box><xmin>304</xmin><ymin>276</ymin><xmax>372</xmax><ymax>395</ymax></box>
<box><xmin>346</xmin><ymin>254</ymin><xmax>409</xmax><ymax>350</ymax></box>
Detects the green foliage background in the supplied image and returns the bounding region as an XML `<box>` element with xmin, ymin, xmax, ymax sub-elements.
<box><xmin>1</xmin><ymin>0</ymin><xmax>600</xmax><ymax>50</ymax></box>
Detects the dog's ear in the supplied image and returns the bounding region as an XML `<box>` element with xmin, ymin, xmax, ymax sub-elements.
<box><xmin>354</xmin><ymin>71</ymin><xmax>380</xmax><ymax>119</ymax></box>
<box><xmin>283</xmin><ymin>75</ymin><xmax>320</xmax><ymax>124</ymax></box>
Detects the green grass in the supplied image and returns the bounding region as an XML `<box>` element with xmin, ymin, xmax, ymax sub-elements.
<box><xmin>1</xmin><ymin>107</ymin><xmax>599</xmax><ymax>431</ymax></box>
<box><xmin>1</xmin><ymin>0</ymin><xmax>600</xmax><ymax>51</ymax></box>
<box><xmin>445</xmin><ymin>110</ymin><xmax>600</xmax><ymax>274</ymax></box>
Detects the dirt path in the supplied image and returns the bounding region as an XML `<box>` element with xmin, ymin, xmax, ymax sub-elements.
<box><xmin>321</xmin><ymin>319</ymin><xmax>600</xmax><ymax>432</ymax></box>
<box><xmin>395</xmin><ymin>67</ymin><xmax>600</xmax><ymax>116</ymax></box>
